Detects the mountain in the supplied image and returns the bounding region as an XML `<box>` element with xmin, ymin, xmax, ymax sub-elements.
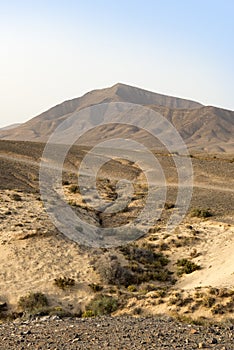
<box><xmin>0</xmin><ymin>83</ymin><xmax>233</xmax><ymax>153</ymax></box>
<box><xmin>0</xmin><ymin>123</ymin><xmax>21</xmax><ymax>130</ymax></box>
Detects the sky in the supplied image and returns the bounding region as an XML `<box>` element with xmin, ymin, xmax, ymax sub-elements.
<box><xmin>0</xmin><ymin>0</ymin><xmax>233</xmax><ymax>128</ymax></box>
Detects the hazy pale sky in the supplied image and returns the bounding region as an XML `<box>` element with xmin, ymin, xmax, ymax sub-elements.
<box><xmin>0</xmin><ymin>0</ymin><xmax>233</xmax><ymax>128</ymax></box>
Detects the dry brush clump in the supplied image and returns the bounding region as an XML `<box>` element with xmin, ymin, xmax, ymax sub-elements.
<box><xmin>88</xmin><ymin>283</ymin><xmax>104</xmax><ymax>293</ymax></box>
<box><xmin>68</xmin><ymin>184</ymin><xmax>79</xmax><ymax>194</ymax></box>
<box><xmin>95</xmin><ymin>255</ymin><xmax>136</xmax><ymax>287</ymax></box>
<box><xmin>54</xmin><ymin>277</ymin><xmax>75</xmax><ymax>290</ymax></box>
<box><xmin>83</xmin><ymin>294</ymin><xmax>118</xmax><ymax>317</ymax></box>
<box><xmin>176</xmin><ymin>258</ymin><xmax>201</xmax><ymax>276</ymax></box>
<box><xmin>18</xmin><ymin>292</ymin><xmax>49</xmax><ymax>314</ymax></box>
<box><xmin>93</xmin><ymin>243</ymin><xmax>174</xmax><ymax>290</ymax></box>
<box><xmin>168</xmin><ymin>293</ymin><xmax>193</xmax><ymax>307</ymax></box>
<box><xmin>190</xmin><ymin>208</ymin><xmax>212</xmax><ymax>218</ymax></box>
<box><xmin>17</xmin><ymin>292</ymin><xmax>79</xmax><ymax>318</ymax></box>
<box><xmin>10</xmin><ymin>193</ymin><xmax>22</xmax><ymax>201</ymax></box>
<box><xmin>120</xmin><ymin>244</ymin><xmax>174</xmax><ymax>284</ymax></box>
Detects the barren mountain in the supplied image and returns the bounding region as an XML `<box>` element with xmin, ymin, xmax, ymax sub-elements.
<box><xmin>1</xmin><ymin>83</ymin><xmax>233</xmax><ymax>153</ymax></box>
<box><xmin>0</xmin><ymin>123</ymin><xmax>21</xmax><ymax>131</ymax></box>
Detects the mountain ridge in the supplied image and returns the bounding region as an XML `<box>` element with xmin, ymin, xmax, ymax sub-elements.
<box><xmin>0</xmin><ymin>83</ymin><xmax>233</xmax><ymax>153</ymax></box>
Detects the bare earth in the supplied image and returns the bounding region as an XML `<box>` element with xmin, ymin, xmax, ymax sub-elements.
<box><xmin>0</xmin><ymin>140</ymin><xmax>233</xmax><ymax>348</ymax></box>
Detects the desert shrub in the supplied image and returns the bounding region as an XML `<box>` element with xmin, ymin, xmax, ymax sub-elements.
<box><xmin>202</xmin><ymin>296</ymin><xmax>216</xmax><ymax>308</ymax></box>
<box><xmin>217</xmin><ymin>288</ymin><xmax>233</xmax><ymax>298</ymax></box>
<box><xmin>96</xmin><ymin>244</ymin><xmax>172</xmax><ymax>287</ymax></box>
<box><xmin>225</xmin><ymin>301</ymin><xmax>234</xmax><ymax>312</ymax></box>
<box><xmin>133</xmin><ymin>307</ymin><xmax>143</xmax><ymax>315</ymax></box>
<box><xmin>121</xmin><ymin>244</ymin><xmax>172</xmax><ymax>283</ymax></box>
<box><xmin>96</xmin><ymin>256</ymin><xmax>136</xmax><ymax>287</ymax></box>
<box><xmin>190</xmin><ymin>248</ymin><xmax>198</xmax><ymax>258</ymax></box>
<box><xmin>194</xmin><ymin>290</ymin><xmax>203</xmax><ymax>299</ymax></box>
<box><xmin>190</xmin><ymin>208</ymin><xmax>212</xmax><ymax>218</ymax></box>
<box><xmin>158</xmin><ymin>242</ymin><xmax>169</xmax><ymax>251</ymax></box>
<box><xmin>156</xmin><ymin>288</ymin><xmax>167</xmax><ymax>298</ymax></box>
<box><xmin>49</xmin><ymin>306</ymin><xmax>73</xmax><ymax>318</ymax></box>
<box><xmin>212</xmin><ymin>301</ymin><xmax>234</xmax><ymax>315</ymax></box>
<box><xmin>168</xmin><ymin>296</ymin><xmax>187</xmax><ymax>307</ymax></box>
<box><xmin>167</xmin><ymin>292</ymin><xmax>192</xmax><ymax>307</ymax></box>
<box><xmin>62</xmin><ymin>180</ymin><xmax>70</xmax><ymax>186</ymax></box>
<box><xmin>68</xmin><ymin>200</ymin><xmax>78</xmax><ymax>206</ymax></box>
<box><xmin>176</xmin><ymin>259</ymin><xmax>200</xmax><ymax>275</ymax></box>
<box><xmin>208</xmin><ymin>287</ymin><xmax>220</xmax><ymax>296</ymax></box>
<box><xmin>156</xmin><ymin>270</ymin><xmax>173</xmax><ymax>281</ymax></box>
<box><xmin>119</xmin><ymin>244</ymin><xmax>169</xmax><ymax>267</ymax></box>
<box><xmin>211</xmin><ymin>303</ymin><xmax>225</xmax><ymax>315</ymax></box>
<box><xmin>85</xmin><ymin>295</ymin><xmax>118</xmax><ymax>316</ymax></box>
<box><xmin>18</xmin><ymin>292</ymin><xmax>48</xmax><ymax>313</ymax></box>
<box><xmin>82</xmin><ymin>310</ymin><xmax>94</xmax><ymax>317</ymax></box>
<box><xmin>164</xmin><ymin>202</ymin><xmax>175</xmax><ymax>210</ymax></box>
<box><xmin>11</xmin><ymin>193</ymin><xmax>22</xmax><ymax>201</ymax></box>
<box><xmin>139</xmin><ymin>283</ymin><xmax>157</xmax><ymax>293</ymax></box>
<box><xmin>127</xmin><ymin>285</ymin><xmax>137</xmax><ymax>292</ymax></box>
<box><xmin>88</xmin><ymin>283</ymin><xmax>103</xmax><ymax>292</ymax></box>
<box><xmin>0</xmin><ymin>302</ymin><xmax>8</xmax><ymax>312</ymax></box>
<box><xmin>0</xmin><ymin>302</ymin><xmax>8</xmax><ymax>320</ymax></box>
<box><xmin>68</xmin><ymin>184</ymin><xmax>79</xmax><ymax>193</ymax></box>
<box><xmin>54</xmin><ymin>277</ymin><xmax>75</xmax><ymax>290</ymax></box>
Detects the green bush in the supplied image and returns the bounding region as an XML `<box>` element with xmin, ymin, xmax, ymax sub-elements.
<box><xmin>85</xmin><ymin>295</ymin><xmax>118</xmax><ymax>316</ymax></box>
<box><xmin>127</xmin><ymin>285</ymin><xmax>137</xmax><ymax>292</ymax></box>
<box><xmin>176</xmin><ymin>259</ymin><xmax>200</xmax><ymax>275</ymax></box>
<box><xmin>82</xmin><ymin>310</ymin><xmax>94</xmax><ymax>317</ymax></box>
<box><xmin>190</xmin><ymin>208</ymin><xmax>212</xmax><ymax>218</ymax></box>
<box><xmin>120</xmin><ymin>244</ymin><xmax>172</xmax><ymax>283</ymax></box>
<box><xmin>18</xmin><ymin>292</ymin><xmax>48</xmax><ymax>313</ymax></box>
<box><xmin>119</xmin><ymin>244</ymin><xmax>169</xmax><ymax>267</ymax></box>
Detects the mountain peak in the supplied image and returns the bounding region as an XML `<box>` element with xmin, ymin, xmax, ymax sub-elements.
<box><xmin>106</xmin><ymin>83</ymin><xmax>203</xmax><ymax>109</ymax></box>
<box><xmin>1</xmin><ymin>83</ymin><xmax>233</xmax><ymax>153</ymax></box>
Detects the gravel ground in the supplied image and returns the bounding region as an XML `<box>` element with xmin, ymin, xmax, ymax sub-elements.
<box><xmin>0</xmin><ymin>316</ymin><xmax>233</xmax><ymax>350</ymax></box>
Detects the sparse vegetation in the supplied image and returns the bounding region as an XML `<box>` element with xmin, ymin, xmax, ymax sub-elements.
<box><xmin>127</xmin><ymin>285</ymin><xmax>137</xmax><ymax>292</ymax></box>
<box><xmin>84</xmin><ymin>294</ymin><xmax>118</xmax><ymax>316</ymax></box>
<box><xmin>202</xmin><ymin>295</ymin><xmax>216</xmax><ymax>308</ymax></box>
<box><xmin>96</xmin><ymin>258</ymin><xmax>136</xmax><ymax>287</ymax></box>
<box><xmin>68</xmin><ymin>184</ymin><xmax>79</xmax><ymax>193</ymax></box>
<box><xmin>89</xmin><ymin>283</ymin><xmax>103</xmax><ymax>292</ymax></box>
<box><xmin>18</xmin><ymin>292</ymin><xmax>48</xmax><ymax>313</ymax></box>
<box><xmin>176</xmin><ymin>258</ymin><xmax>200</xmax><ymax>275</ymax></box>
<box><xmin>62</xmin><ymin>180</ymin><xmax>70</xmax><ymax>186</ymax></box>
<box><xmin>10</xmin><ymin>193</ymin><xmax>22</xmax><ymax>201</ymax></box>
<box><xmin>164</xmin><ymin>202</ymin><xmax>175</xmax><ymax>210</ymax></box>
<box><xmin>211</xmin><ymin>303</ymin><xmax>225</xmax><ymax>315</ymax></box>
<box><xmin>54</xmin><ymin>277</ymin><xmax>75</xmax><ymax>290</ymax></box>
<box><xmin>119</xmin><ymin>244</ymin><xmax>173</xmax><ymax>284</ymax></box>
<box><xmin>82</xmin><ymin>310</ymin><xmax>94</xmax><ymax>317</ymax></box>
<box><xmin>190</xmin><ymin>208</ymin><xmax>212</xmax><ymax>218</ymax></box>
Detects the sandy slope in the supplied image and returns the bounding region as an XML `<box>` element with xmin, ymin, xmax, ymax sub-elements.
<box><xmin>176</xmin><ymin>220</ymin><xmax>234</xmax><ymax>289</ymax></box>
<box><xmin>0</xmin><ymin>190</ymin><xmax>99</xmax><ymax>311</ymax></box>
<box><xmin>0</xmin><ymin>188</ymin><xmax>233</xmax><ymax>316</ymax></box>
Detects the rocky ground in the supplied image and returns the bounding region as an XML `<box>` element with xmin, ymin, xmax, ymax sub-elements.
<box><xmin>0</xmin><ymin>315</ymin><xmax>233</xmax><ymax>350</ymax></box>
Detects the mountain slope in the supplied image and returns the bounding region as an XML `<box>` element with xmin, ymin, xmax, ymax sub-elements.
<box><xmin>0</xmin><ymin>83</ymin><xmax>233</xmax><ymax>153</ymax></box>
